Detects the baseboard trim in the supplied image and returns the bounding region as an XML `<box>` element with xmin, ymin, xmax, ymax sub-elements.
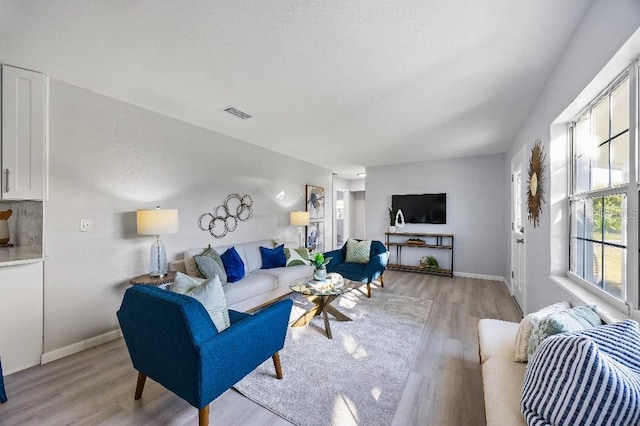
<box><xmin>454</xmin><ymin>271</ymin><xmax>507</xmax><ymax>282</ymax></box>
<box><xmin>41</xmin><ymin>329</ymin><xmax>122</xmax><ymax>364</ymax></box>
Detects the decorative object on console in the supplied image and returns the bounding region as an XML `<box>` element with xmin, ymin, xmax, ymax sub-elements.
<box><xmin>305</xmin><ymin>185</ymin><xmax>325</xmax><ymax>219</ymax></box>
<box><xmin>307</xmin><ymin>221</ymin><xmax>324</xmax><ymax>253</ymax></box>
<box><xmin>527</xmin><ymin>139</ymin><xmax>546</xmax><ymax>228</ymax></box>
<box><xmin>407</xmin><ymin>238</ymin><xmax>426</xmax><ymax>246</ymax></box>
<box><xmin>0</xmin><ymin>209</ymin><xmax>12</xmax><ymax>245</ymax></box>
<box><xmin>290</xmin><ymin>211</ymin><xmax>309</xmax><ymax>249</ymax></box>
<box><xmin>199</xmin><ymin>194</ymin><xmax>254</xmax><ymax>238</ymax></box>
<box><xmin>420</xmin><ymin>256</ymin><xmax>439</xmax><ymax>271</ymax></box>
<box><xmin>310</xmin><ymin>252</ymin><xmax>331</xmax><ymax>281</ymax></box>
<box><xmin>137</xmin><ymin>207</ymin><xmax>179</xmax><ymax>278</ymax></box>
<box><xmin>395</xmin><ymin>209</ymin><xmax>405</xmax><ymax>229</ymax></box>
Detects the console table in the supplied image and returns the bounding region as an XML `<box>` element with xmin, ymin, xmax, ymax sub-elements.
<box><xmin>385</xmin><ymin>232</ymin><xmax>454</xmax><ymax>277</ymax></box>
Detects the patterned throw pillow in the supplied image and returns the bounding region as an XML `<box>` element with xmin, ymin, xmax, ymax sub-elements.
<box><xmin>171</xmin><ymin>272</ymin><xmax>230</xmax><ymax>332</ymax></box>
<box><xmin>200</xmin><ymin>245</ymin><xmax>226</xmax><ymax>272</ymax></box>
<box><xmin>194</xmin><ymin>255</ymin><xmax>228</xmax><ymax>284</ymax></box>
<box><xmin>220</xmin><ymin>246</ymin><xmax>245</xmax><ymax>283</ymax></box>
<box><xmin>259</xmin><ymin>244</ymin><xmax>286</xmax><ymax>269</ymax></box>
<box><xmin>527</xmin><ymin>304</ymin><xmax>601</xmax><ymax>358</ymax></box>
<box><xmin>513</xmin><ymin>301</ymin><xmax>570</xmax><ymax>362</ymax></box>
<box><xmin>345</xmin><ymin>239</ymin><xmax>371</xmax><ymax>264</ymax></box>
<box><xmin>522</xmin><ymin>320</ymin><xmax>640</xmax><ymax>425</ymax></box>
<box><xmin>284</xmin><ymin>248</ymin><xmax>310</xmax><ymax>266</ymax></box>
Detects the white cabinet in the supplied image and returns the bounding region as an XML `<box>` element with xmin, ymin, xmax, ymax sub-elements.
<box><xmin>0</xmin><ymin>261</ymin><xmax>44</xmax><ymax>374</ymax></box>
<box><xmin>1</xmin><ymin>65</ymin><xmax>47</xmax><ymax>200</ymax></box>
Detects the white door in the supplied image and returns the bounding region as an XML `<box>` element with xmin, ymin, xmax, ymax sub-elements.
<box><xmin>511</xmin><ymin>158</ymin><xmax>526</xmax><ymax>312</ymax></box>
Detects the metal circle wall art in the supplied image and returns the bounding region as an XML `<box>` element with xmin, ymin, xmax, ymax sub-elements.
<box><xmin>527</xmin><ymin>139</ymin><xmax>546</xmax><ymax>228</ymax></box>
<box><xmin>199</xmin><ymin>194</ymin><xmax>254</xmax><ymax>238</ymax></box>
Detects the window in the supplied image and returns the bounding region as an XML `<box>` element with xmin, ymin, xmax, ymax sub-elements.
<box><xmin>569</xmin><ymin>74</ymin><xmax>630</xmax><ymax>300</ymax></box>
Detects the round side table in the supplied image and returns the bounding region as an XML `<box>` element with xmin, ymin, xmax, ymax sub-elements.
<box><xmin>130</xmin><ymin>271</ymin><xmax>177</xmax><ymax>286</ymax></box>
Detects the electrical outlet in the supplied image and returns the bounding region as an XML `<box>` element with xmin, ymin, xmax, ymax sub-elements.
<box><xmin>80</xmin><ymin>218</ymin><xmax>91</xmax><ymax>232</ymax></box>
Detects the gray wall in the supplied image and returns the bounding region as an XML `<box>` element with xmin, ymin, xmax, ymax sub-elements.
<box><xmin>44</xmin><ymin>80</ymin><xmax>333</xmax><ymax>354</ymax></box>
<box><xmin>504</xmin><ymin>0</ymin><xmax>640</xmax><ymax>313</ymax></box>
<box><xmin>365</xmin><ymin>153</ymin><xmax>506</xmax><ymax>277</ymax></box>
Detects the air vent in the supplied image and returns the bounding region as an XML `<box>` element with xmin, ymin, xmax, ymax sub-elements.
<box><xmin>223</xmin><ymin>106</ymin><xmax>252</xmax><ymax>120</ymax></box>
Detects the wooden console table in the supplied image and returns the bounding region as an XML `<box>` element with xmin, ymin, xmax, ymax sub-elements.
<box><xmin>385</xmin><ymin>232</ymin><xmax>454</xmax><ymax>277</ymax></box>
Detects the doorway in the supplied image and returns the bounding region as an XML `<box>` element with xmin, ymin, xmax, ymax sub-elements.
<box><xmin>511</xmin><ymin>150</ymin><xmax>526</xmax><ymax>313</ymax></box>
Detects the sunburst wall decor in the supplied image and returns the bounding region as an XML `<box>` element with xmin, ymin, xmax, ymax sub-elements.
<box><xmin>527</xmin><ymin>139</ymin><xmax>546</xmax><ymax>228</ymax></box>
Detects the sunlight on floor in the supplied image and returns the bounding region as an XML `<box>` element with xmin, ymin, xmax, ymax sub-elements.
<box><xmin>341</xmin><ymin>334</ymin><xmax>368</xmax><ymax>359</ymax></box>
<box><xmin>332</xmin><ymin>393</ymin><xmax>359</xmax><ymax>425</ymax></box>
<box><xmin>371</xmin><ymin>386</ymin><xmax>382</xmax><ymax>400</ymax></box>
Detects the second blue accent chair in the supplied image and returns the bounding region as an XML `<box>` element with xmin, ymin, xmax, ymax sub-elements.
<box><xmin>324</xmin><ymin>240</ymin><xmax>389</xmax><ymax>298</ymax></box>
<box><xmin>117</xmin><ymin>285</ymin><xmax>292</xmax><ymax>426</ymax></box>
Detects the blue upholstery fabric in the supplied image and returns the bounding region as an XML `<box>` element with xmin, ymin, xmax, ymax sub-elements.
<box><xmin>325</xmin><ymin>240</ymin><xmax>388</xmax><ymax>284</ymax></box>
<box><xmin>117</xmin><ymin>285</ymin><xmax>292</xmax><ymax>409</ymax></box>
<box><xmin>220</xmin><ymin>246</ymin><xmax>245</xmax><ymax>282</ymax></box>
<box><xmin>260</xmin><ymin>244</ymin><xmax>286</xmax><ymax>269</ymax></box>
<box><xmin>0</xmin><ymin>356</ymin><xmax>7</xmax><ymax>403</ymax></box>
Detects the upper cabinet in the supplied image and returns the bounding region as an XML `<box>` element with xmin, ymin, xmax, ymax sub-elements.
<box><xmin>1</xmin><ymin>65</ymin><xmax>47</xmax><ymax>200</ymax></box>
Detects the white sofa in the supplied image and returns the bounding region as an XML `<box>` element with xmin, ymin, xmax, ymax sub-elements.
<box><xmin>478</xmin><ymin>319</ymin><xmax>526</xmax><ymax>426</ymax></box>
<box><xmin>170</xmin><ymin>239</ymin><xmax>313</xmax><ymax>312</ymax></box>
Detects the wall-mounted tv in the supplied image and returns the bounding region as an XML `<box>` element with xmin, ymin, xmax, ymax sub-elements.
<box><xmin>392</xmin><ymin>193</ymin><xmax>446</xmax><ymax>224</ymax></box>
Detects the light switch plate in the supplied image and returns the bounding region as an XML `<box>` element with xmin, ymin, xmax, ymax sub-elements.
<box><xmin>80</xmin><ymin>218</ymin><xmax>91</xmax><ymax>232</ymax></box>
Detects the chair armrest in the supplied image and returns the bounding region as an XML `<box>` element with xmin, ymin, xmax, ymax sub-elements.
<box><xmin>324</xmin><ymin>249</ymin><xmax>344</xmax><ymax>269</ymax></box>
<box><xmin>364</xmin><ymin>251</ymin><xmax>389</xmax><ymax>276</ymax></box>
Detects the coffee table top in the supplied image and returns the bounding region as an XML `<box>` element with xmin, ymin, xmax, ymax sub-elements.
<box><xmin>289</xmin><ymin>273</ymin><xmax>356</xmax><ymax>297</ymax></box>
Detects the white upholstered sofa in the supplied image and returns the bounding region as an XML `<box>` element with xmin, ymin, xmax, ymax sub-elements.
<box><xmin>170</xmin><ymin>239</ymin><xmax>313</xmax><ymax>312</ymax></box>
<box><xmin>478</xmin><ymin>319</ymin><xmax>527</xmax><ymax>426</ymax></box>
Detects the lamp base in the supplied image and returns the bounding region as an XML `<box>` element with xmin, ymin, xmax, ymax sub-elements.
<box><xmin>149</xmin><ymin>236</ymin><xmax>168</xmax><ymax>278</ymax></box>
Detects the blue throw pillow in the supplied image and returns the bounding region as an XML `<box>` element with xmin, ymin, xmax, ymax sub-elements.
<box><xmin>260</xmin><ymin>244</ymin><xmax>286</xmax><ymax>269</ymax></box>
<box><xmin>220</xmin><ymin>246</ymin><xmax>245</xmax><ymax>283</ymax></box>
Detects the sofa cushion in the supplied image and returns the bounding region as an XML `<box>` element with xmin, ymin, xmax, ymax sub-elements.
<box><xmin>285</xmin><ymin>248</ymin><xmax>310</xmax><ymax>266</ymax></box>
<box><xmin>345</xmin><ymin>239</ymin><xmax>371</xmax><ymax>264</ymax></box>
<box><xmin>241</xmin><ymin>240</ymin><xmax>275</xmax><ymax>273</ymax></box>
<box><xmin>482</xmin><ymin>356</ymin><xmax>527</xmax><ymax>426</ymax></box>
<box><xmin>253</xmin><ymin>264</ymin><xmax>314</xmax><ymax>286</ymax></box>
<box><xmin>522</xmin><ymin>320</ymin><xmax>640</xmax><ymax>426</ymax></box>
<box><xmin>332</xmin><ymin>262</ymin><xmax>367</xmax><ymax>282</ymax></box>
<box><xmin>171</xmin><ymin>272</ymin><xmax>230</xmax><ymax>332</ymax></box>
<box><xmin>194</xmin><ymin>254</ymin><xmax>228</xmax><ymax>284</ymax></box>
<box><xmin>527</xmin><ymin>304</ymin><xmax>601</xmax><ymax>358</ymax></box>
<box><xmin>221</xmin><ymin>247</ymin><xmax>245</xmax><ymax>283</ymax></box>
<box><xmin>260</xmin><ymin>244</ymin><xmax>286</xmax><ymax>269</ymax></box>
<box><xmin>514</xmin><ymin>301</ymin><xmax>570</xmax><ymax>362</ymax></box>
<box><xmin>478</xmin><ymin>318</ymin><xmax>520</xmax><ymax>363</ymax></box>
<box><xmin>222</xmin><ymin>273</ymin><xmax>278</xmax><ymax>306</ymax></box>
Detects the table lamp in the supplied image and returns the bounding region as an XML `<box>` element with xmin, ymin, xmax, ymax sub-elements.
<box><xmin>290</xmin><ymin>211</ymin><xmax>310</xmax><ymax>249</ymax></box>
<box><xmin>137</xmin><ymin>207</ymin><xmax>179</xmax><ymax>278</ymax></box>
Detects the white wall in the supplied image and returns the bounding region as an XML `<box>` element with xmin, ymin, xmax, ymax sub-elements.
<box><xmin>365</xmin><ymin>153</ymin><xmax>506</xmax><ymax>277</ymax></box>
<box><xmin>44</xmin><ymin>80</ymin><xmax>332</xmax><ymax>354</ymax></box>
<box><xmin>504</xmin><ymin>0</ymin><xmax>640</xmax><ymax>313</ymax></box>
<box><xmin>352</xmin><ymin>191</ymin><xmax>366</xmax><ymax>240</ymax></box>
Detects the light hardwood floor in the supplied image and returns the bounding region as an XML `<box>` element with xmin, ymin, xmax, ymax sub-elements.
<box><xmin>0</xmin><ymin>270</ymin><xmax>521</xmax><ymax>425</ymax></box>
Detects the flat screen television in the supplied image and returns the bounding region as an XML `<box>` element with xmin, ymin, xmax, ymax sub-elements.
<box><xmin>392</xmin><ymin>193</ymin><xmax>446</xmax><ymax>224</ymax></box>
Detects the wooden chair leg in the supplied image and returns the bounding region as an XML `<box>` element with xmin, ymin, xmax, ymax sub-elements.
<box><xmin>272</xmin><ymin>352</ymin><xmax>283</xmax><ymax>379</ymax></box>
<box><xmin>367</xmin><ymin>282</ymin><xmax>371</xmax><ymax>298</ymax></box>
<box><xmin>380</xmin><ymin>275</ymin><xmax>385</xmax><ymax>287</ymax></box>
<box><xmin>199</xmin><ymin>405</ymin><xmax>209</xmax><ymax>426</ymax></box>
<box><xmin>134</xmin><ymin>372</ymin><xmax>146</xmax><ymax>400</ymax></box>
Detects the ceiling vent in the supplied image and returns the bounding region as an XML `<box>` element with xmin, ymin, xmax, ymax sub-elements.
<box><xmin>223</xmin><ymin>106</ymin><xmax>252</xmax><ymax>120</ymax></box>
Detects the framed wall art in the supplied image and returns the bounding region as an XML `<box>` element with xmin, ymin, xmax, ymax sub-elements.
<box><xmin>306</xmin><ymin>185</ymin><xmax>325</xmax><ymax>219</ymax></box>
<box><xmin>306</xmin><ymin>221</ymin><xmax>324</xmax><ymax>253</ymax></box>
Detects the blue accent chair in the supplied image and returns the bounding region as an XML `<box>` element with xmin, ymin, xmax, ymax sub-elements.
<box><xmin>324</xmin><ymin>240</ymin><xmax>389</xmax><ymax>298</ymax></box>
<box><xmin>117</xmin><ymin>285</ymin><xmax>292</xmax><ymax>426</ymax></box>
<box><xmin>0</xmin><ymin>356</ymin><xmax>7</xmax><ymax>403</ymax></box>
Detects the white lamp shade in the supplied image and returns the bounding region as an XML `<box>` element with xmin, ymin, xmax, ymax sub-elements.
<box><xmin>290</xmin><ymin>211</ymin><xmax>310</xmax><ymax>226</ymax></box>
<box><xmin>137</xmin><ymin>209</ymin><xmax>179</xmax><ymax>235</ymax></box>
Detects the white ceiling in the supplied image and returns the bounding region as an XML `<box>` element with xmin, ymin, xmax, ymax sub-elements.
<box><xmin>0</xmin><ymin>0</ymin><xmax>593</xmax><ymax>179</ymax></box>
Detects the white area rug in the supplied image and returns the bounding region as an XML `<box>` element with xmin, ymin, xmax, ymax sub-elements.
<box><xmin>234</xmin><ymin>290</ymin><xmax>433</xmax><ymax>426</ymax></box>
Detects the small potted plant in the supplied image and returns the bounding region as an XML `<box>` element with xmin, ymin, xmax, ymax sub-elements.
<box><xmin>388</xmin><ymin>207</ymin><xmax>396</xmax><ymax>233</ymax></box>
<box><xmin>311</xmin><ymin>252</ymin><xmax>332</xmax><ymax>281</ymax></box>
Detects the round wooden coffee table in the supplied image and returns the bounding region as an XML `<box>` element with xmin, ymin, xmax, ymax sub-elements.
<box><xmin>289</xmin><ymin>273</ymin><xmax>356</xmax><ymax>339</ymax></box>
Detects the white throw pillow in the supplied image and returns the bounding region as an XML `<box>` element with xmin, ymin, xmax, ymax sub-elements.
<box><xmin>513</xmin><ymin>301</ymin><xmax>570</xmax><ymax>362</ymax></box>
<box><xmin>172</xmin><ymin>272</ymin><xmax>230</xmax><ymax>332</ymax></box>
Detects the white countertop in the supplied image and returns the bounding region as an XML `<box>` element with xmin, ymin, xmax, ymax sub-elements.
<box><xmin>0</xmin><ymin>247</ymin><xmax>45</xmax><ymax>266</ymax></box>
